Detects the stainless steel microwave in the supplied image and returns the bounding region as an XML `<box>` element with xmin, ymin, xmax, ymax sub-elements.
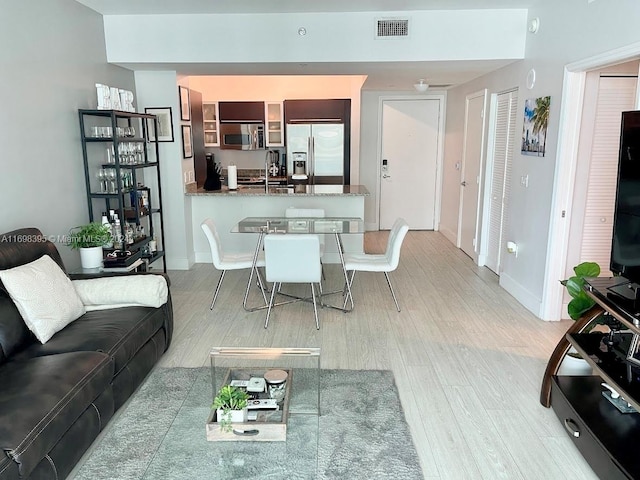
<box><xmin>219</xmin><ymin>123</ymin><xmax>265</xmax><ymax>150</ymax></box>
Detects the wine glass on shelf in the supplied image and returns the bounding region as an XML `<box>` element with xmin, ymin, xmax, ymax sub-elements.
<box><xmin>135</xmin><ymin>143</ymin><xmax>144</xmax><ymax>164</ymax></box>
<box><xmin>106</xmin><ymin>168</ymin><xmax>117</xmax><ymax>193</ymax></box>
<box><xmin>105</xmin><ymin>145</ymin><xmax>115</xmax><ymax>164</ymax></box>
<box><xmin>96</xmin><ymin>169</ymin><xmax>107</xmax><ymax>193</ymax></box>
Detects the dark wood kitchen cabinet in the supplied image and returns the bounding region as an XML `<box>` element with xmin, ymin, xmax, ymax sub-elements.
<box><xmin>284</xmin><ymin>99</ymin><xmax>350</xmax><ymax>123</ymax></box>
<box><xmin>218</xmin><ymin>101</ymin><xmax>265</xmax><ymax>123</ymax></box>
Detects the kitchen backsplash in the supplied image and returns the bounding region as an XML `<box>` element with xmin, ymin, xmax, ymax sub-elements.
<box><xmin>206</xmin><ymin>147</ymin><xmax>284</xmax><ymax>170</ymax></box>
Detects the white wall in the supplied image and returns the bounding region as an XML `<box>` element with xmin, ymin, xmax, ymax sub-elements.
<box><xmin>0</xmin><ymin>0</ymin><xmax>135</xmax><ymax>269</ymax></box>
<box><xmin>188</xmin><ymin>75</ymin><xmax>364</xmax><ymax>102</ymax></box>
<box><xmin>442</xmin><ymin>0</ymin><xmax>640</xmax><ymax>318</ymax></box>
<box><xmin>134</xmin><ymin>71</ymin><xmax>194</xmax><ymax>269</ymax></box>
<box><xmin>103</xmin><ymin>10</ymin><xmax>526</xmax><ymax>65</ymax></box>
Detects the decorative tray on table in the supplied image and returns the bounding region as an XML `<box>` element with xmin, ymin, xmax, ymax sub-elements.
<box><xmin>206</xmin><ymin>368</ymin><xmax>292</xmax><ymax>442</ymax></box>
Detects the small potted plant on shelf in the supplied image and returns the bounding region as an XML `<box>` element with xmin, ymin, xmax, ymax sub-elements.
<box><xmin>67</xmin><ymin>222</ymin><xmax>112</xmax><ymax>269</ymax></box>
<box><xmin>212</xmin><ymin>385</ymin><xmax>249</xmax><ymax>432</ymax></box>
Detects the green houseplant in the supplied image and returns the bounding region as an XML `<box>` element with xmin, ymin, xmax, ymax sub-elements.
<box><xmin>560</xmin><ymin>261</ymin><xmax>601</xmax><ymax>320</ymax></box>
<box><xmin>67</xmin><ymin>223</ymin><xmax>112</xmax><ymax>269</ymax></box>
<box><xmin>558</xmin><ymin>261</ymin><xmax>601</xmax><ymax>375</ymax></box>
<box><xmin>212</xmin><ymin>385</ymin><xmax>249</xmax><ymax>432</ymax></box>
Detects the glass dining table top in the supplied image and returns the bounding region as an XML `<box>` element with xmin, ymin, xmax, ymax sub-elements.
<box><xmin>232</xmin><ymin>216</ymin><xmax>365</xmax><ymax>234</ymax></box>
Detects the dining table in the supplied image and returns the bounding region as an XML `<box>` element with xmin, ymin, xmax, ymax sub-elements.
<box><xmin>232</xmin><ymin>216</ymin><xmax>365</xmax><ymax>312</ymax></box>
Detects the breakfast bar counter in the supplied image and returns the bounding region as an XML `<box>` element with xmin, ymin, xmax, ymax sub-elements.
<box><xmin>187</xmin><ymin>184</ymin><xmax>369</xmax><ymax>264</ymax></box>
<box><xmin>185</xmin><ymin>184</ymin><xmax>369</xmax><ymax>196</ymax></box>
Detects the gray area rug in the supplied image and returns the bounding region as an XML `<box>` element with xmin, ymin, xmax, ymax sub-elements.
<box><xmin>73</xmin><ymin>367</ymin><xmax>423</xmax><ymax>479</ymax></box>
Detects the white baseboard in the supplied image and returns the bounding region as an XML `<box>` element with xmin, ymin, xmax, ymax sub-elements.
<box><xmin>165</xmin><ymin>257</ymin><xmax>191</xmax><ymax>270</ymax></box>
<box><xmin>499</xmin><ymin>271</ymin><xmax>547</xmax><ymax>320</ymax></box>
<box><xmin>439</xmin><ymin>226</ymin><xmax>457</xmax><ymax>246</ymax></box>
<box><xmin>365</xmin><ymin>221</ymin><xmax>378</xmax><ymax>231</ymax></box>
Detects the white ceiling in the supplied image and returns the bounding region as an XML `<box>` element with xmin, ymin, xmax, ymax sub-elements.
<box><xmin>74</xmin><ymin>0</ymin><xmax>536</xmax><ymax>90</ymax></box>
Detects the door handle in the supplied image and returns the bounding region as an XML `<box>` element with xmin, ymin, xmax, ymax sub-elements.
<box><xmin>383</xmin><ymin>174</ymin><xmax>391</xmax><ymax>179</ymax></box>
<box><xmin>461</xmin><ymin>181</ymin><xmax>467</xmax><ymax>186</ymax></box>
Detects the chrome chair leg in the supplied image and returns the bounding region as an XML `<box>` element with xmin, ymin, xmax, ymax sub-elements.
<box><xmin>342</xmin><ymin>270</ymin><xmax>356</xmax><ymax>310</ymax></box>
<box><xmin>243</xmin><ymin>266</ymin><xmax>268</xmax><ymax>309</ymax></box>
<box><xmin>210</xmin><ymin>270</ymin><xmax>226</xmax><ymax>310</ymax></box>
<box><xmin>311</xmin><ymin>283</ymin><xmax>319</xmax><ymax>330</ymax></box>
<box><xmin>255</xmin><ymin>267</ymin><xmax>268</xmax><ymax>305</ymax></box>
<box><xmin>265</xmin><ymin>282</ymin><xmax>279</xmax><ymax>329</ymax></box>
<box><xmin>384</xmin><ymin>272</ymin><xmax>401</xmax><ymax>312</ymax></box>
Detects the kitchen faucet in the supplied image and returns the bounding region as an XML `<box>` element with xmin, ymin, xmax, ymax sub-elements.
<box><xmin>264</xmin><ymin>151</ymin><xmax>270</xmax><ymax>193</ymax></box>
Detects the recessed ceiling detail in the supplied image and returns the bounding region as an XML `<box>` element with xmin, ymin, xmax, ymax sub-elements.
<box><xmin>376</xmin><ymin>19</ymin><xmax>409</xmax><ymax>38</ymax></box>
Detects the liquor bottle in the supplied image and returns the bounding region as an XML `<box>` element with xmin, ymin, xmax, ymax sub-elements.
<box><xmin>101</xmin><ymin>212</ymin><xmax>113</xmax><ymax>248</ymax></box>
<box><xmin>112</xmin><ymin>214</ymin><xmax>123</xmax><ymax>250</ymax></box>
<box><xmin>149</xmin><ymin>235</ymin><xmax>157</xmax><ymax>253</ymax></box>
<box><xmin>125</xmin><ymin>223</ymin><xmax>134</xmax><ymax>245</ymax></box>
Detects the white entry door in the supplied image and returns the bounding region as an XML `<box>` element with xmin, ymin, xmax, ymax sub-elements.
<box><xmin>458</xmin><ymin>91</ymin><xmax>487</xmax><ymax>260</ymax></box>
<box><xmin>379</xmin><ymin>99</ymin><xmax>441</xmax><ymax>230</ymax></box>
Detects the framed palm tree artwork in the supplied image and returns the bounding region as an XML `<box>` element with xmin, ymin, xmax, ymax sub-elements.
<box><xmin>521</xmin><ymin>96</ymin><xmax>550</xmax><ymax>156</ymax></box>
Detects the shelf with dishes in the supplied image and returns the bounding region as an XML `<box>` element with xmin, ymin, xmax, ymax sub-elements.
<box><xmin>265</xmin><ymin>101</ymin><xmax>284</xmax><ymax>147</ymax></box>
<box><xmin>203</xmin><ymin>102</ymin><xmax>220</xmax><ymax>147</ymax></box>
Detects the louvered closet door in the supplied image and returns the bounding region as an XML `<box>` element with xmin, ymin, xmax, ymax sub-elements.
<box><xmin>486</xmin><ymin>90</ymin><xmax>518</xmax><ymax>274</ymax></box>
<box><xmin>579</xmin><ymin>76</ymin><xmax>637</xmax><ymax>275</ymax></box>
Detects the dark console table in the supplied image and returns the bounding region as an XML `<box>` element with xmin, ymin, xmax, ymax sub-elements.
<box><xmin>541</xmin><ymin>277</ymin><xmax>640</xmax><ymax>479</ymax></box>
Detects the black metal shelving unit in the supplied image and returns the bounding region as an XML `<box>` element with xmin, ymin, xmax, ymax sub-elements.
<box><xmin>78</xmin><ymin>109</ymin><xmax>167</xmax><ymax>273</ymax></box>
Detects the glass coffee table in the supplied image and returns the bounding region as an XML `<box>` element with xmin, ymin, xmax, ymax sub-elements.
<box><xmin>207</xmin><ymin>347</ymin><xmax>321</xmax><ymax>475</ymax></box>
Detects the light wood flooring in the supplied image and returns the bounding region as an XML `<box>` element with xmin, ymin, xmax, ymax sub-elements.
<box><xmin>160</xmin><ymin>230</ymin><xmax>598</xmax><ymax>479</ymax></box>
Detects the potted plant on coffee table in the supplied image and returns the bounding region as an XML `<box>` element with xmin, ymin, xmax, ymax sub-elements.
<box><xmin>67</xmin><ymin>222</ymin><xmax>112</xmax><ymax>269</ymax></box>
<box><xmin>212</xmin><ymin>385</ymin><xmax>249</xmax><ymax>432</ymax></box>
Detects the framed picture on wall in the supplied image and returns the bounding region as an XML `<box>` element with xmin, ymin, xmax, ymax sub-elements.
<box><xmin>179</xmin><ymin>86</ymin><xmax>191</xmax><ymax>121</ymax></box>
<box><xmin>144</xmin><ymin>107</ymin><xmax>174</xmax><ymax>142</ymax></box>
<box><xmin>182</xmin><ymin>125</ymin><xmax>193</xmax><ymax>158</ymax></box>
<box><xmin>521</xmin><ymin>96</ymin><xmax>550</xmax><ymax>157</ymax></box>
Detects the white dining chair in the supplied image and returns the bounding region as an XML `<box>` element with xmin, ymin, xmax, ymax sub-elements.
<box><xmin>263</xmin><ymin>234</ymin><xmax>322</xmax><ymax>329</ymax></box>
<box><xmin>201</xmin><ymin>218</ymin><xmax>266</xmax><ymax>310</ymax></box>
<box><xmin>284</xmin><ymin>207</ymin><xmax>326</xmax><ymax>259</ymax></box>
<box><xmin>342</xmin><ymin>218</ymin><xmax>409</xmax><ymax>312</ymax></box>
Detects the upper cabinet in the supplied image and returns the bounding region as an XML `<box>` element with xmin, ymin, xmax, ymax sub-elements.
<box><xmin>265</xmin><ymin>101</ymin><xmax>284</xmax><ymax>147</ymax></box>
<box><xmin>283</xmin><ymin>99</ymin><xmax>351</xmax><ymax>123</ymax></box>
<box><xmin>218</xmin><ymin>101</ymin><xmax>265</xmax><ymax>123</ymax></box>
<box><xmin>203</xmin><ymin>102</ymin><xmax>219</xmax><ymax>147</ymax></box>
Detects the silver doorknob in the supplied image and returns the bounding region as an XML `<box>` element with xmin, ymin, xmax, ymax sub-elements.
<box><xmin>461</xmin><ymin>181</ymin><xmax>467</xmax><ymax>186</ymax></box>
<box><xmin>383</xmin><ymin>174</ymin><xmax>391</xmax><ymax>179</ymax></box>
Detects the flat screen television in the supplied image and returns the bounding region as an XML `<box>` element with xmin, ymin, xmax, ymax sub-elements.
<box><xmin>610</xmin><ymin>110</ymin><xmax>640</xmax><ymax>295</ymax></box>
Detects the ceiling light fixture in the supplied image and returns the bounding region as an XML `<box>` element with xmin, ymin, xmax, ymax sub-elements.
<box><xmin>298</xmin><ymin>27</ymin><xmax>307</xmax><ymax>36</ymax></box>
<box><xmin>413</xmin><ymin>79</ymin><xmax>429</xmax><ymax>92</ymax></box>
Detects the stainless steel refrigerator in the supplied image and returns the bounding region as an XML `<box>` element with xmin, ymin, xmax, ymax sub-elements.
<box><xmin>286</xmin><ymin>123</ymin><xmax>345</xmax><ymax>184</ymax></box>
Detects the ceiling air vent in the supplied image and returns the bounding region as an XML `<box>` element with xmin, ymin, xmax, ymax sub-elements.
<box><xmin>376</xmin><ymin>19</ymin><xmax>409</xmax><ymax>38</ymax></box>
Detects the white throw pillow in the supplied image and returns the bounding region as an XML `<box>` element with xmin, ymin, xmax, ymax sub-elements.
<box><xmin>0</xmin><ymin>255</ymin><xmax>86</xmax><ymax>343</ymax></box>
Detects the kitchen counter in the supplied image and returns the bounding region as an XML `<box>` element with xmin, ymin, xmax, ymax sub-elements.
<box><xmin>187</xmin><ymin>183</ymin><xmax>368</xmax><ymax>263</ymax></box>
<box><xmin>185</xmin><ymin>183</ymin><xmax>369</xmax><ymax>196</ymax></box>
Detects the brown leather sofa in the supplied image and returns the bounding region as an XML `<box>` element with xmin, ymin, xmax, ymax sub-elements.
<box><xmin>0</xmin><ymin>228</ymin><xmax>173</xmax><ymax>479</ymax></box>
